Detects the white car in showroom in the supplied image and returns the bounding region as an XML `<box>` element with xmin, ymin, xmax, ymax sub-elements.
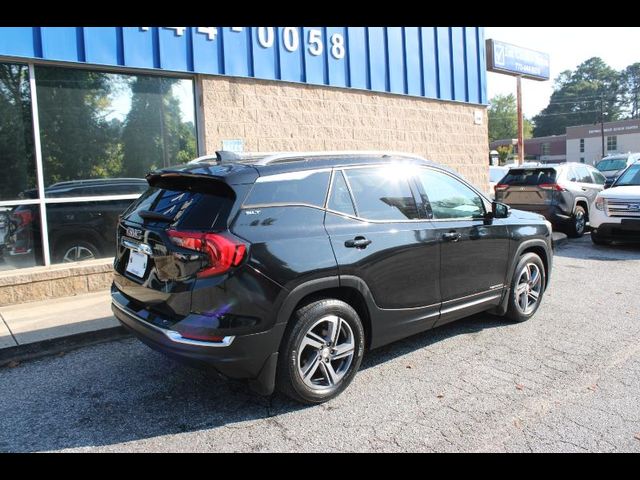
<box><xmin>590</xmin><ymin>160</ymin><xmax>640</xmax><ymax>245</ymax></box>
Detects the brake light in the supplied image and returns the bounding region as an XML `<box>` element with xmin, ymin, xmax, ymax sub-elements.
<box><xmin>538</xmin><ymin>183</ymin><xmax>566</xmax><ymax>191</ymax></box>
<box><xmin>167</xmin><ymin>230</ymin><xmax>246</xmax><ymax>278</ymax></box>
<box><xmin>495</xmin><ymin>184</ymin><xmax>509</xmax><ymax>191</ymax></box>
<box><xmin>12</xmin><ymin>209</ymin><xmax>33</xmax><ymax>227</ymax></box>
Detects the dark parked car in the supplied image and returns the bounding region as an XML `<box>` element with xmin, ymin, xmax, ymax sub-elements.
<box><xmin>494</xmin><ymin>162</ymin><xmax>606</xmax><ymax>237</ymax></box>
<box><xmin>111</xmin><ymin>151</ymin><xmax>553</xmax><ymax>404</ymax></box>
<box><xmin>6</xmin><ymin>178</ymin><xmax>148</xmax><ymax>264</ymax></box>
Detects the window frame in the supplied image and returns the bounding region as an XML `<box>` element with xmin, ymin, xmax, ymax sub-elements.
<box><xmin>607</xmin><ymin>135</ymin><xmax>617</xmax><ymax>152</ymax></box>
<box><xmin>0</xmin><ymin>57</ymin><xmax>200</xmax><ymax>268</ymax></box>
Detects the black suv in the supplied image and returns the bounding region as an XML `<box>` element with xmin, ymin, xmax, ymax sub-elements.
<box><xmin>111</xmin><ymin>152</ymin><xmax>553</xmax><ymax>404</ymax></box>
<box><xmin>494</xmin><ymin>162</ymin><xmax>606</xmax><ymax>237</ymax></box>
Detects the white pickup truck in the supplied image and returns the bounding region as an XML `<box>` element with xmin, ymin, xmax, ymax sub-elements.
<box><xmin>590</xmin><ymin>161</ymin><xmax>640</xmax><ymax>245</ymax></box>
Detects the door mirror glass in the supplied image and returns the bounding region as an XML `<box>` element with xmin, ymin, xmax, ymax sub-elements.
<box><xmin>492</xmin><ymin>201</ymin><xmax>510</xmax><ymax>219</ymax></box>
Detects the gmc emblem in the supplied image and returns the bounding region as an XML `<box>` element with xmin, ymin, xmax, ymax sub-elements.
<box><xmin>126</xmin><ymin>227</ymin><xmax>143</xmax><ymax>240</ymax></box>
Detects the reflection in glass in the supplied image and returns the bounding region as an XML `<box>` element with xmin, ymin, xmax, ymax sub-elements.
<box><xmin>0</xmin><ymin>203</ymin><xmax>43</xmax><ymax>271</ymax></box>
<box><xmin>46</xmin><ymin>199</ymin><xmax>139</xmax><ymax>264</ymax></box>
<box><xmin>0</xmin><ymin>62</ymin><xmax>37</xmax><ymax>201</ymax></box>
<box><xmin>35</xmin><ymin>66</ymin><xmax>197</xmax><ymax>194</ymax></box>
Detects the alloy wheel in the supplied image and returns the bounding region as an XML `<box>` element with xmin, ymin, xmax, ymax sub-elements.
<box><xmin>575</xmin><ymin>210</ymin><xmax>585</xmax><ymax>235</ymax></box>
<box><xmin>514</xmin><ymin>262</ymin><xmax>543</xmax><ymax>315</ymax></box>
<box><xmin>296</xmin><ymin>315</ymin><xmax>355</xmax><ymax>391</ymax></box>
<box><xmin>62</xmin><ymin>245</ymin><xmax>96</xmax><ymax>262</ymax></box>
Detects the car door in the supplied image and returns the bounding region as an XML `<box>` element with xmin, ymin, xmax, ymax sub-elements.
<box><xmin>575</xmin><ymin>164</ymin><xmax>603</xmax><ymax>206</ymax></box>
<box><xmin>324</xmin><ymin>166</ymin><xmax>441</xmax><ymax>343</ymax></box>
<box><xmin>414</xmin><ymin>167</ymin><xmax>511</xmax><ymax>327</ymax></box>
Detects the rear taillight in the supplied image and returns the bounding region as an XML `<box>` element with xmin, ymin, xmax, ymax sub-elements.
<box><xmin>495</xmin><ymin>184</ymin><xmax>509</xmax><ymax>191</ymax></box>
<box><xmin>538</xmin><ymin>183</ymin><xmax>566</xmax><ymax>191</ymax></box>
<box><xmin>12</xmin><ymin>209</ymin><xmax>33</xmax><ymax>227</ymax></box>
<box><xmin>167</xmin><ymin>230</ymin><xmax>246</xmax><ymax>278</ymax></box>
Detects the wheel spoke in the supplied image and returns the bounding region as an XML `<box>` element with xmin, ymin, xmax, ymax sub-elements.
<box><xmin>302</xmin><ymin>354</ymin><xmax>321</xmax><ymax>380</ymax></box>
<box><xmin>327</xmin><ymin>316</ymin><xmax>342</xmax><ymax>345</ymax></box>
<box><xmin>528</xmin><ymin>290</ymin><xmax>539</xmax><ymax>301</ymax></box>
<box><xmin>519</xmin><ymin>290</ymin><xmax>528</xmax><ymax>311</ymax></box>
<box><xmin>301</xmin><ymin>331</ymin><xmax>325</xmax><ymax>351</ymax></box>
<box><xmin>320</xmin><ymin>361</ymin><xmax>340</xmax><ymax>386</ymax></box>
<box><xmin>332</xmin><ymin>341</ymin><xmax>354</xmax><ymax>360</ymax></box>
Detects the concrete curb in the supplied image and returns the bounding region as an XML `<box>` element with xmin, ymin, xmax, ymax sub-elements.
<box><xmin>0</xmin><ymin>326</ymin><xmax>131</xmax><ymax>368</ymax></box>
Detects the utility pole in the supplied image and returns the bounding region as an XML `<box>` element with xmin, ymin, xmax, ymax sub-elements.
<box><xmin>517</xmin><ymin>76</ymin><xmax>524</xmax><ymax>165</ymax></box>
<box><xmin>600</xmin><ymin>92</ymin><xmax>605</xmax><ymax>159</ymax></box>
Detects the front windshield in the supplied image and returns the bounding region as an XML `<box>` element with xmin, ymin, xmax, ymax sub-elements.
<box><xmin>597</xmin><ymin>158</ymin><xmax>627</xmax><ymax>172</ymax></box>
<box><xmin>613</xmin><ymin>164</ymin><xmax>640</xmax><ymax>186</ymax></box>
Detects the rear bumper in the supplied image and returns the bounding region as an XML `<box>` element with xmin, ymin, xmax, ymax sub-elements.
<box><xmin>508</xmin><ymin>204</ymin><xmax>571</xmax><ymax>226</ymax></box>
<box><xmin>592</xmin><ymin>222</ymin><xmax>640</xmax><ymax>242</ymax></box>
<box><xmin>111</xmin><ymin>290</ymin><xmax>285</xmax><ymax>383</ymax></box>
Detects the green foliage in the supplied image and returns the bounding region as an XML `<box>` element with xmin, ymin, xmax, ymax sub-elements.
<box><xmin>0</xmin><ymin>64</ymin><xmax>36</xmax><ymax>200</ymax></box>
<box><xmin>496</xmin><ymin>144</ymin><xmax>513</xmax><ymax>164</ymax></box>
<box><xmin>488</xmin><ymin>93</ymin><xmax>533</xmax><ymax>142</ymax></box>
<box><xmin>622</xmin><ymin>63</ymin><xmax>640</xmax><ymax>119</ymax></box>
<box><xmin>533</xmin><ymin>57</ymin><xmax>625</xmax><ymax>137</ymax></box>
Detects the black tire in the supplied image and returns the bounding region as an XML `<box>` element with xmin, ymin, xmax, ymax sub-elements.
<box><xmin>566</xmin><ymin>205</ymin><xmax>587</xmax><ymax>238</ymax></box>
<box><xmin>590</xmin><ymin>230</ymin><xmax>611</xmax><ymax>246</ymax></box>
<box><xmin>276</xmin><ymin>299</ymin><xmax>365</xmax><ymax>405</ymax></box>
<box><xmin>54</xmin><ymin>238</ymin><xmax>101</xmax><ymax>263</ymax></box>
<box><xmin>504</xmin><ymin>252</ymin><xmax>546</xmax><ymax>323</ymax></box>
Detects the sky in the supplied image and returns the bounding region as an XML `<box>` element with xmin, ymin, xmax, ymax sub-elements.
<box><xmin>484</xmin><ymin>27</ymin><xmax>640</xmax><ymax>119</ymax></box>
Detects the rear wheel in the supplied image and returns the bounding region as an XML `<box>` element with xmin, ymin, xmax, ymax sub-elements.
<box><xmin>55</xmin><ymin>238</ymin><xmax>100</xmax><ymax>263</ymax></box>
<box><xmin>504</xmin><ymin>252</ymin><xmax>546</xmax><ymax>323</ymax></box>
<box><xmin>566</xmin><ymin>205</ymin><xmax>587</xmax><ymax>238</ymax></box>
<box><xmin>276</xmin><ymin>299</ymin><xmax>365</xmax><ymax>404</ymax></box>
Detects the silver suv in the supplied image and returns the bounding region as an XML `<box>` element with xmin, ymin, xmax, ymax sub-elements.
<box><xmin>495</xmin><ymin>162</ymin><xmax>606</xmax><ymax>237</ymax></box>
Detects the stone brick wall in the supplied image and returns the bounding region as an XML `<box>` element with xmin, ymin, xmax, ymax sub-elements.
<box><xmin>201</xmin><ymin>76</ymin><xmax>490</xmax><ymax>191</ymax></box>
<box><xmin>0</xmin><ymin>259</ymin><xmax>113</xmax><ymax>306</ymax></box>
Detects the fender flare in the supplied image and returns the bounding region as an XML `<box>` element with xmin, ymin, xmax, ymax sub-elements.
<box><xmin>572</xmin><ymin>196</ymin><xmax>590</xmax><ymax>215</ymax></box>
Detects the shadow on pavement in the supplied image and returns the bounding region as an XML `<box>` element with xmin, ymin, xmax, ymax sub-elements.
<box><xmin>553</xmin><ymin>233</ymin><xmax>640</xmax><ymax>261</ymax></box>
<box><xmin>0</xmin><ymin>311</ymin><xmax>506</xmax><ymax>452</ymax></box>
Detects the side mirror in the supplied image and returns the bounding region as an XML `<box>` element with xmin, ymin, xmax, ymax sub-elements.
<box><xmin>492</xmin><ymin>201</ymin><xmax>510</xmax><ymax>219</ymax></box>
<box><xmin>604</xmin><ymin>177</ymin><xmax>615</xmax><ymax>189</ymax></box>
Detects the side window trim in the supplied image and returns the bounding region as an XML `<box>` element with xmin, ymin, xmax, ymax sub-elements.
<box><xmin>339</xmin><ymin>168</ymin><xmax>360</xmax><ymax>217</ymax></box>
<box><xmin>324</xmin><ymin>168</ymin><xmax>358</xmax><ymax>217</ymax></box>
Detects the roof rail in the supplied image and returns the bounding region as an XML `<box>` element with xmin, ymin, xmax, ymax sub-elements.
<box><xmin>254</xmin><ymin>150</ymin><xmax>424</xmax><ymax>166</ymax></box>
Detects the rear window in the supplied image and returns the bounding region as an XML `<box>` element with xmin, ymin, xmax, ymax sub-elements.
<box><xmin>243</xmin><ymin>170</ymin><xmax>330</xmax><ymax>207</ymax></box>
<box><xmin>122</xmin><ymin>180</ymin><xmax>235</xmax><ymax>230</ymax></box>
<box><xmin>500</xmin><ymin>168</ymin><xmax>557</xmax><ymax>186</ymax></box>
<box><xmin>596</xmin><ymin>158</ymin><xmax>628</xmax><ymax>172</ymax></box>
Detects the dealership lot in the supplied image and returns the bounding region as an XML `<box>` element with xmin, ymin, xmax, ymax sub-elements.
<box><xmin>1</xmin><ymin>234</ymin><xmax>639</xmax><ymax>452</ymax></box>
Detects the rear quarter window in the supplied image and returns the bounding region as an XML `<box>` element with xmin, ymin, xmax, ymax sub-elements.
<box><xmin>243</xmin><ymin>170</ymin><xmax>331</xmax><ymax>207</ymax></box>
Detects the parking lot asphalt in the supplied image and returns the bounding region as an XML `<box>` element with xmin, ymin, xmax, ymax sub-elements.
<box><xmin>1</xmin><ymin>234</ymin><xmax>639</xmax><ymax>452</ymax></box>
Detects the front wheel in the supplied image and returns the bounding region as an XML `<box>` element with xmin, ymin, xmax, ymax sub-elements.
<box><xmin>276</xmin><ymin>299</ymin><xmax>365</xmax><ymax>404</ymax></box>
<box><xmin>54</xmin><ymin>238</ymin><xmax>100</xmax><ymax>263</ymax></box>
<box><xmin>504</xmin><ymin>252</ymin><xmax>546</xmax><ymax>323</ymax></box>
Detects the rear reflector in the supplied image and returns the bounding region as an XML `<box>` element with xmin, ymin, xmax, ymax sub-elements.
<box><xmin>167</xmin><ymin>230</ymin><xmax>246</xmax><ymax>277</ymax></box>
<box><xmin>177</xmin><ymin>331</ymin><xmax>225</xmax><ymax>342</ymax></box>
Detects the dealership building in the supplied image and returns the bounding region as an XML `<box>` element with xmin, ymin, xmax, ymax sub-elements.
<box><xmin>0</xmin><ymin>26</ymin><xmax>489</xmax><ymax>305</ymax></box>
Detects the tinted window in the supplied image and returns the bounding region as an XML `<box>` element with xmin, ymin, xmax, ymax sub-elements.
<box><xmin>417</xmin><ymin>169</ymin><xmax>484</xmax><ymax>220</ymax></box>
<box><xmin>244</xmin><ymin>170</ymin><xmax>330</xmax><ymax>207</ymax></box>
<box><xmin>575</xmin><ymin>165</ymin><xmax>593</xmax><ymax>183</ymax></box>
<box><xmin>123</xmin><ymin>182</ymin><xmax>234</xmax><ymax>230</ymax></box>
<box><xmin>328</xmin><ymin>170</ymin><xmax>356</xmax><ymax>216</ymax></box>
<box><xmin>343</xmin><ymin>167</ymin><xmax>419</xmax><ymax>221</ymax></box>
<box><xmin>500</xmin><ymin>169</ymin><xmax>556</xmax><ymax>186</ymax></box>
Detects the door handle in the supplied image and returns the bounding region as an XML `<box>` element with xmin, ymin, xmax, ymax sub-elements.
<box><xmin>581</xmin><ymin>187</ymin><xmax>588</xmax><ymax>191</ymax></box>
<box><xmin>442</xmin><ymin>231</ymin><xmax>462</xmax><ymax>242</ymax></box>
<box><xmin>345</xmin><ymin>236</ymin><xmax>372</xmax><ymax>249</ymax></box>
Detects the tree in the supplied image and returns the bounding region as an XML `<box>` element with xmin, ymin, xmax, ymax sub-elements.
<box><xmin>121</xmin><ymin>77</ymin><xmax>196</xmax><ymax>178</ymax></box>
<box><xmin>533</xmin><ymin>57</ymin><xmax>625</xmax><ymax>137</ymax></box>
<box><xmin>488</xmin><ymin>94</ymin><xmax>533</xmax><ymax>142</ymax></box>
<box><xmin>622</xmin><ymin>63</ymin><xmax>640</xmax><ymax>119</ymax></box>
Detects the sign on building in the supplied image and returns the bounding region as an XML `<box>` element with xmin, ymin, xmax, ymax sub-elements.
<box><xmin>486</xmin><ymin>39</ymin><xmax>549</xmax><ymax>81</ymax></box>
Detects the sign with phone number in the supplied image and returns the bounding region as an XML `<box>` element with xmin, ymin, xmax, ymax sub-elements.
<box><xmin>0</xmin><ymin>26</ymin><xmax>487</xmax><ymax>104</ymax></box>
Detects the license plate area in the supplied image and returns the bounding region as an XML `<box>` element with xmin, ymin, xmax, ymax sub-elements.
<box><xmin>126</xmin><ymin>249</ymin><xmax>148</xmax><ymax>278</ymax></box>
<box><xmin>621</xmin><ymin>219</ymin><xmax>640</xmax><ymax>230</ymax></box>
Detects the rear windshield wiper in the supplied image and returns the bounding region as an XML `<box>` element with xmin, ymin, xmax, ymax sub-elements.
<box><xmin>138</xmin><ymin>210</ymin><xmax>175</xmax><ymax>223</ymax></box>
